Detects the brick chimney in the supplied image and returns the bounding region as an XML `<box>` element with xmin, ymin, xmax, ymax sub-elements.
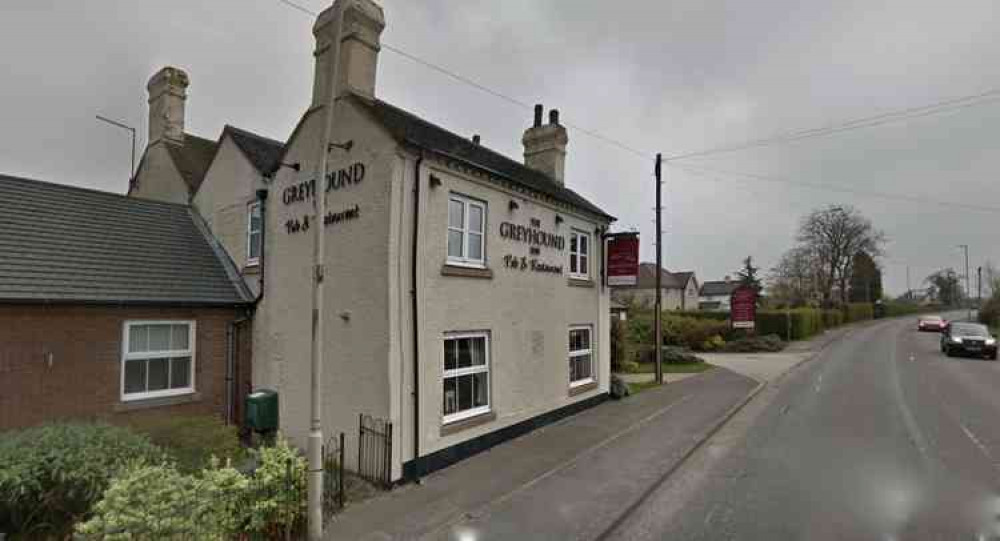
<box><xmin>312</xmin><ymin>0</ymin><xmax>385</xmax><ymax>107</ymax></box>
<box><xmin>522</xmin><ymin>105</ymin><xmax>568</xmax><ymax>185</ymax></box>
<box><xmin>146</xmin><ymin>66</ymin><xmax>189</xmax><ymax>144</ymax></box>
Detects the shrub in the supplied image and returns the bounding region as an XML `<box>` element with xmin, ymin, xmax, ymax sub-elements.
<box><xmin>619</xmin><ymin>360</ymin><xmax>641</xmax><ymax>373</ymax></box>
<box><xmin>980</xmin><ymin>295</ymin><xmax>1000</xmax><ymax>327</ymax></box>
<box><xmin>758</xmin><ymin>309</ymin><xmax>823</xmax><ymax>340</ymax></box>
<box><xmin>722</xmin><ymin>334</ymin><xmax>786</xmax><ymax>353</ymax></box>
<box><xmin>0</xmin><ymin>423</ymin><xmax>166</xmax><ymax>538</ymax></box>
<box><xmin>699</xmin><ymin>335</ymin><xmax>726</xmax><ymax>351</ymax></box>
<box><xmin>662</xmin><ymin>346</ymin><xmax>704</xmax><ymax>364</ymax></box>
<box><xmin>821</xmin><ymin>309</ymin><xmax>844</xmax><ymax>329</ymax></box>
<box><xmin>127</xmin><ymin>415</ymin><xmax>244</xmax><ymax>473</ymax></box>
<box><xmin>676</xmin><ymin>310</ymin><xmax>730</xmax><ymax>322</ymax></box>
<box><xmin>245</xmin><ymin>437</ymin><xmax>308</xmax><ymax>536</ymax></box>
<box><xmin>846</xmin><ymin>303</ymin><xmax>874</xmax><ymax>322</ymax></box>
<box><xmin>662</xmin><ymin>315</ymin><xmax>730</xmax><ymax>351</ymax></box>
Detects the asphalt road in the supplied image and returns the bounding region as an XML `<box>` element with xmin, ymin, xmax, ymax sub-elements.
<box><xmin>607</xmin><ymin>315</ymin><xmax>1000</xmax><ymax>540</ymax></box>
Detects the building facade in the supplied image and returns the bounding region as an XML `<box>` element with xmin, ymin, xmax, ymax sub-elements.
<box><xmin>611</xmin><ymin>263</ymin><xmax>699</xmax><ymax>311</ymax></box>
<box><xmin>699</xmin><ymin>278</ymin><xmax>740</xmax><ymax>311</ymax></box>
<box><xmin>130</xmin><ymin>0</ymin><xmax>614</xmax><ymax>480</ymax></box>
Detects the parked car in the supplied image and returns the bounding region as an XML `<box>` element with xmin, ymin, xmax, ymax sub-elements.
<box><xmin>917</xmin><ymin>315</ymin><xmax>946</xmax><ymax>332</ymax></box>
<box><xmin>941</xmin><ymin>322</ymin><xmax>998</xmax><ymax>360</ymax></box>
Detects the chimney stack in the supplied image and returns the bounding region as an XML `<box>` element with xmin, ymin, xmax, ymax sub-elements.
<box><xmin>146</xmin><ymin>66</ymin><xmax>189</xmax><ymax>144</ymax></box>
<box><xmin>312</xmin><ymin>0</ymin><xmax>385</xmax><ymax>107</ymax></box>
<box><xmin>522</xmin><ymin>104</ymin><xmax>568</xmax><ymax>185</ymax></box>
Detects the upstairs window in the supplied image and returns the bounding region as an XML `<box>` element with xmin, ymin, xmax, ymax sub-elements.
<box><xmin>569</xmin><ymin>229</ymin><xmax>590</xmax><ymax>280</ymax></box>
<box><xmin>447</xmin><ymin>194</ymin><xmax>486</xmax><ymax>267</ymax></box>
<box><xmin>247</xmin><ymin>201</ymin><xmax>262</xmax><ymax>266</ymax></box>
<box><xmin>122</xmin><ymin>321</ymin><xmax>195</xmax><ymax>401</ymax></box>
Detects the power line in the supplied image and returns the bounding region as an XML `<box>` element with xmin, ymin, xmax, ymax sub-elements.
<box><xmin>663</xmin><ymin>89</ymin><xmax>1000</xmax><ymax>162</ymax></box>
<box><xmin>671</xmin><ymin>162</ymin><xmax>1000</xmax><ymax>214</ymax></box>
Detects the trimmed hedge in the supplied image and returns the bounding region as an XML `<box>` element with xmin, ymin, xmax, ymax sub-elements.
<box><xmin>676</xmin><ymin>310</ymin><xmax>731</xmax><ymax>322</ymax></box>
<box><xmin>757</xmin><ymin>309</ymin><xmax>824</xmax><ymax>340</ymax></box>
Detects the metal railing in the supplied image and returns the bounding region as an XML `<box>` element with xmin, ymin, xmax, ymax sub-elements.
<box><xmin>358</xmin><ymin>414</ymin><xmax>393</xmax><ymax>488</ymax></box>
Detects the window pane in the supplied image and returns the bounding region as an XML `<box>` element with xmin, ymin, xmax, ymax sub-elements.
<box><xmin>580</xmin><ymin>329</ymin><xmax>590</xmax><ymax>349</ymax></box>
<box><xmin>579</xmin><ymin>354</ymin><xmax>592</xmax><ymax>379</ymax></box>
<box><xmin>250</xmin><ymin>204</ymin><xmax>262</xmax><ymax>231</ymax></box>
<box><xmin>448</xmin><ymin>230</ymin><xmax>464</xmax><ymax>258</ymax></box>
<box><xmin>128</xmin><ymin>325</ymin><xmax>148</xmax><ymax>353</ymax></box>
<box><xmin>148</xmin><ymin>325</ymin><xmax>171</xmax><ymax>351</ymax></box>
<box><xmin>171</xmin><ymin>357</ymin><xmax>191</xmax><ymax>389</ymax></box>
<box><xmin>458</xmin><ymin>374</ymin><xmax>473</xmax><ymax>412</ymax></box>
<box><xmin>570</xmin><ymin>255</ymin><xmax>577</xmax><ymax>273</ymax></box>
<box><xmin>444</xmin><ymin>339</ymin><xmax>457</xmax><ymax>371</ymax></box>
<box><xmin>580</xmin><ymin>234</ymin><xmax>589</xmax><ymax>255</ymax></box>
<box><xmin>469</xmin><ymin>205</ymin><xmax>483</xmax><ymax>233</ymax></box>
<box><xmin>249</xmin><ymin>231</ymin><xmax>261</xmax><ymax>260</ymax></box>
<box><xmin>570</xmin><ymin>235</ymin><xmax>577</xmax><ymax>254</ymax></box>
<box><xmin>468</xmin><ymin>233</ymin><xmax>483</xmax><ymax>261</ymax></box>
<box><xmin>457</xmin><ymin>338</ymin><xmax>472</xmax><ymax>369</ymax></box>
<box><xmin>473</xmin><ymin>371</ymin><xmax>488</xmax><ymax>408</ymax></box>
<box><xmin>444</xmin><ymin>377</ymin><xmax>458</xmax><ymax>416</ymax></box>
<box><xmin>147</xmin><ymin>358</ymin><xmax>169</xmax><ymax>391</ymax></box>
<box><xmin>580</xmin><ymin>256</ymin><xmax>588</xmax><ymax>275</ymax></box>
<box><xmin>449</xmin><ymin>199</ymin><xmax>464</xmax><ymax>229</ymax></box>
<box><xmin>171</xmin><ymin>324</ymin><xmax>189</xmax><ymax>351</ymax></box>
<box><xmin>470</xmin><ymin>337</ymin><xmax>486</xmax><ymax>366</ymax></box>
<box><xmin>124</xmin><ymin>360</ymin><xmax>146</xmax><ymax>394</ymax></box>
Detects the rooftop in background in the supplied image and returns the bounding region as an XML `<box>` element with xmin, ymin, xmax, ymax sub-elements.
<box><xmin>613</xmin><ymin>262</ymin><xmax>695</xmax><ymax>290</ymax></box>
<box><xmin>701</xmin><ymin>280</ymin><xmax>741</xmax><ymax>297</ymax></box>
<box><xmin>0</xmin><ymin>174</ymin><xmax>252</xmax><ymax>305</ymax></box>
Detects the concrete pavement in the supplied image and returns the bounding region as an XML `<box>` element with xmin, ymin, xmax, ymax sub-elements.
<box><xmin>606</xmin><ymin>314</ymin><xmax>1000</xmax><ymax>540</ymax></box>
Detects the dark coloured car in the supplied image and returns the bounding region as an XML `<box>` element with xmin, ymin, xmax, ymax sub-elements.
<box><xmin>917</xmin><ymin>315</ymin><xmax>946</xmax><ymax>332</ymax></box>
<box><xmin>941</xmin><ymin>322</ymin><xmax>998</xmax><ymax>360</ymax></box>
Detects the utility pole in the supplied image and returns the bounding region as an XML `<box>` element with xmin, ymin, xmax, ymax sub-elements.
<box><xmin>95</xmin><ymin>115</ymin><xmax>136</xmax><ymax>178</ymax></box>
<box><xmin>959</xmin><ymin>244</ymin><xmax>970</xmax><ymax>320</ymax></box>
<box><xmin>906</xmin><ymin>265</ymin><xmax>911</xmax><ymax>301</ymax></box>
<box><xmin>978</xmin><ymin>265</ymin><xmax>982</xmax><ymax>309</ymax></box>
<box><xmin>654</xmin><ymin>153</ymin><xmax>663</xmax><ymax>385</ymax></box>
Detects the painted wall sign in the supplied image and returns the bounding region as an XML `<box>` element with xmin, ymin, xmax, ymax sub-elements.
<box><xmin>284</xmin><ymin>205</ymin><xmax>361</xmax><ymax>234</ymax></box>
<box><xmin>282</xmin><ymin>162</ymin><xmax>366</xmax><ymax>205</ymax></box>
<box><xmin>502</xmin><ymin>254</ymin><xmax>563</xmax><ymax>274</ymax></box>
<box><xmin>499</xmin><ymin>220</ymin><xmax>565</xmax><ymax>251</ymax></box>
<box><xmin>606</xmin><ymin>233</ymin><xmax>640</xmax><ymax>286</ymax></box>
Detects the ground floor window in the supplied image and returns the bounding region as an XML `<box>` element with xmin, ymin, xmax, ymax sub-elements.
<box><xmin>569</xmin><ymin>325</ymin><xmax>594</xmax><ymax>386</ymax></box>
<box><xmin>122</xmin><ymin>321</ymin><xmax>195</xmax><ymax>401</ymax></box>
<box><xmin>443</xmin><ymin>332</ymin><xmax>490</xmax><ymax>423</ymax></box>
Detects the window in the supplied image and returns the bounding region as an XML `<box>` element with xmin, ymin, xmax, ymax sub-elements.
<box><xmin>569</xmin><ymin>326</ymin><xmax>594</xmax><ymax>386</ymax></box>
<box><xmin>247</xmin><ymin>201</ymin><xmax>262</xmax><ymax>266</ymax></box>
<box><xmin>447</xmin><ymin>194</ymin><xmax>486</xmax><ymax>267</ymax></box>
<box><xmin>122</xmin><ymin>321</ymin><xmax>195</xmax><ymax>401</ymax></box>
<box><xmin>442</xmin><ymin>332</ymin><xmax>490</xmax><ymax>423</ymax></box>
<box><xmin>569</xmin><ymin>230</ymin><xmax>591</xmax><ymax>280</ymax></box>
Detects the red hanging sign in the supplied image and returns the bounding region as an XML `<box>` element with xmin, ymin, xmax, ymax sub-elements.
<box><xmin>606</xmin><ymin>233</ymin><xmax>639</xmax><ymax>286</ymax></box>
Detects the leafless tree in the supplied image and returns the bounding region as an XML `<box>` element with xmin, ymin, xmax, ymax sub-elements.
<box><xmin>767</xmin><ymin>245</ymin><xmax>820</xmax><ymax>306</ymax></box>
<box><xmin>983</xmin><ymin>260</ymin><xmax>1000</xmax><ymax>299</ymax></box>
<box><xmin>796</xmin><ymin>205</ymin><xmax>885</xmax><ymax>306</ymax></box>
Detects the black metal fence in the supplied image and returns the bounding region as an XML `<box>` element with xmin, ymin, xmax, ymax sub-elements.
<box><xmin>323</xmin><ymin>432</ymin><xmax>346</xmax><ymax>515</ymax></box>
<box><xmin>358</xmin><ymin>414</ymin><xmax>393</xmax><ymax>488</ymax></box>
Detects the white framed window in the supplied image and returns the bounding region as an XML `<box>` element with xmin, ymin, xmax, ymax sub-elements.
<box><xmin>121</xmin><ymin>321</ymin><xmax>196</xmax><ymax>401</ymax></box>
<box><xmin>447</xmin><ymin>194</ymin><xmax>486</xmax><ymax>268</ymax></box>
<box><xmin>569</xmin><ymin>229</ymin><xmax>591</xmax><ymax>280</ymax></box>
<box><xmin>247</xmin><ymin>201</ymin><xmax>262</xmax><ymax>266</ymax></box>
<box><xmin>569</xmin><ymin>325</ymin><xmax>594</xmax><ymax>387</ymax></box>
<box><xmin>442</xmin><ymin>332</ymin><xmax>490</xmax><ymax>424</ymax></box>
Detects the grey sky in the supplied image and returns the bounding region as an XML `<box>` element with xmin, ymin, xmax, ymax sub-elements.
<box><xmin>2</xmin><ymin>0</ymin><xmax>998</xmax><ymax>295</ymax></box>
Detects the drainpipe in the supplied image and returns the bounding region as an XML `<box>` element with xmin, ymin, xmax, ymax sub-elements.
<box><xmin>254</xmin><ymin>188</ymin><xmax>269</xmax><ymax>304</ymax></box>
<box><xmin>410</xmin><ymin>154</ymin><xmax>423</xmax><ymax>481</ymax></box>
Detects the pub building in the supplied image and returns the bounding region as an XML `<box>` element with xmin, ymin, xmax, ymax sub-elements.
<box><xmin>131</xmin><ymin>0</ymin><xmax>614</xmax><ymax>480</ymax></box>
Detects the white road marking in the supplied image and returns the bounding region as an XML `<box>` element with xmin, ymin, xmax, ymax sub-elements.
<box><xmin>704</xmin><ymin>504</ymin><xmax>718</xmax><ymax>525</ymax></box>
<box><xmin>961</xmin><ymin>423</ymin><xmax>994</xmax><ymax>461</ymax></box>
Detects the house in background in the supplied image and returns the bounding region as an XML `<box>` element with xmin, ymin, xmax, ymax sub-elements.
<box><xmin>699</xmin><ymin>277</ymin><xmax>740</xmax><ymax>311</ymax></box>
<box><xmin>610</xmin><ymin>263</ymin><xmax>699</xmax><ymax>311</ymax></box>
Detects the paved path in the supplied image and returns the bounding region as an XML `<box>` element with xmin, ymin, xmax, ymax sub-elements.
<box><xmin>605</xmin><ymin>313</ymin><xmax>1000</xmax><ymax>540</ymax></box>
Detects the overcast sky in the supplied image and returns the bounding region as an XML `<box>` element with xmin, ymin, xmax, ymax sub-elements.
<box><xmin>2</xmin><ymin>0</ymin><xmax>999</xmax><ymax>295</ymax></box>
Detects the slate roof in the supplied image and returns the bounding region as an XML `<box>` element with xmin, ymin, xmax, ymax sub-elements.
<box><xmin>0</xmin><ymin>174</ymin><xmax>252</xmax><ymax>305</ymax></box>
<box><xmin>701</xmin><ymin>280</ymin><xmax>740</xmax><ymax>297</ymax></box>
<box><xmin>613</xmin><ymin>263</ymin><xmax>694</xmax><ymax>290</ymax></box>
<box><xmin>356</xmin><ymin>98</ymin><xmax>614</xmax><ymax>221</ymax></box>
<box><xmin>165</xmin><ymin>133</ymin><xmax>218</xmax><ymax>193</ymax></box>
<box><xmin>224</xmin><ymin>125</ymin><xmax>285</xmax><ymax>175</ymax></box>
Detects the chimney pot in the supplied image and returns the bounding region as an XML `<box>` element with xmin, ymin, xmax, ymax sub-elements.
<box><xmin>533</xmin><ymin>104</ymin><xmax>543</xmax><ymax>127</ymax></box>
<box><xmin>549</xmin><ymin>109</ymin><xmax>560</xmax><ymax>125</ymax></box>
<box><xmin>522</xmin><ymin>104</ymin><xmax>568</xmax><ymax>186</ymax></box>
<box><xmin>472</xmin><ymin>134</ymin><xmax>481</xmax><ymax>145</ymax></box>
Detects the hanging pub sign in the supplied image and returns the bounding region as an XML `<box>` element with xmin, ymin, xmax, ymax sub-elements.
<box><xmin>606</xmin><ymin>232</ymin><xmax>640</xmax><ymax>286</ymax></box>
<box><xmin>730</xmin><ymin>285</ymin><xmax>757</xmax><ymax>330</ymax></box>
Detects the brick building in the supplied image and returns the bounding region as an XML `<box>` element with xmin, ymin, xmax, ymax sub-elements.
<box><xmin>0</xmin><ymin>175</ymin><xmax>253</xmax><ymax>430</ymax></box>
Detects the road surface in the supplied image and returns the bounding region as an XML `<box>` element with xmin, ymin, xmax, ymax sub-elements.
<box><xmin>608</xmin><ymin>315</ymin><xmax>1000</xmax><ymax>540</ymax></box>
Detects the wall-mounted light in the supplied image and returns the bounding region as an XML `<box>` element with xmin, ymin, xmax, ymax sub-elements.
<box><xmin>429</xmin><ymin>175</ymin><xmax>442</xmax><ymax>188</ymax></box>
<box><xmin>555</xmin><ymin>215</ymin><xmax>564</xmax><ymax>225</ymax></box>
<box><xmin>509</xmin><ymin>200</ymin><xmax>519</xmax><ymax>211</ymax></box>
<box><xmin>278</xmin><ymin>162</ymin><xmax>301</xmax><ymax>172</ymax></box>
<box><xmin>329</xmin><ymin>140</ymin><xmax>354</xmax><ymax>152</ymax></box>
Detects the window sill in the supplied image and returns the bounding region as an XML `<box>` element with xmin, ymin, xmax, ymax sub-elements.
<box><xmin>114</xmin><ymin>392</ymin><xmax>202</xmax><ymax>413</ymax></box>
<box><xmin>441</xmin><ymin>264</ymin><xmax>493</xmax><ymax>279</ymax></box>
<box><xmin>440</xmin><ymin>410</ymin><xmax>497</xmax><ymax>436</ymax></box>
<box><xmin>243</xmin><ymin>264</ymin><xmax>260</xmax><ymax>275</ymax></box>
<box><xmin>568</xmin><ymin>381</ymin><xmax>598</xmax><ymax>396</ymax></box>
<box><xmin>568</xmin><ymin>278</ymin><xmax>595</xmax><ymax>288</ymax></box>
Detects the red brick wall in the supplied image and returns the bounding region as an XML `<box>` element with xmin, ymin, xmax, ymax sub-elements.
<box><xmin>0</xmin><ymin>304</ymin><xmax>249</xmax><ymax>431</ymax></box>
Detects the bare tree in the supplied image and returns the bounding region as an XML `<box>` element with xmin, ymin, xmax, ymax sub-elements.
<box><xmin>796</xmin><ymin>205</ymin><xmax>885</xmax><ymax>306</ymax></box>
<box><xmin>983</xmin><ymin>260</ymin><xmax>1000</xmax><ymax>299</ymax></box>
<box><xmin>768</xmin><ymin>245</ymin><xmax>819</xmax><ymax>306</ymax></box>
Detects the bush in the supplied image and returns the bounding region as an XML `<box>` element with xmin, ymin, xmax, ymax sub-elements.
<box><xmin>758</xmin><ymin>309</ymin><xmax>824</xmax><ymax>340</ymax></box>
<box><xmin>676</xmin><ymin>310</ymin><xmax>731</xmax><ymax>322</ymax></box>
<box><xmin>722</xmin><ymin>334</ymin><xmax>786</xmax><ymax>353</ymax></box>
<box><xmin>663</xmin><ymin>346</ymin><xmax>705</xmax><ymax>364</ymax></box>
<box><xmin>245</xmin><ymin>437</ymin><xmax>307</xmax><ymax>535</ymax></box>
<box><xmin>846</xmin><ymin>302</ymin><xmax>874</xmax><ymax>322</ymax></box>
<box><xmin>0</xmin><ymin>423</ymin><xmax>166</xmax><ymax>538</ymax></box>
<box><xmin>128</xmin><ymin>415</ymin><xmax>244</xmax><ymax>473</ymax></box>
<box><xmin>619</xmin><ymin>360</ymin><xmax>641</xmax><ymax>373</ymax></box>
<box><xmin>822</xmin><ymin>309</ymin><xmax>844</xmax><ymax>329</ymax></box>
<box><xmin>662</xmin><ymin>315</ymin><xmax>730</xmax><ymax>351</ymax></box>
<box><xmin>699</xmin><ymin>335</ymin><xmax>726</xmax><ymax>351</ymax></box>
<box><xmin>980</xmin><ymin>296</ymin><xmax>1000</xmax><ymax>327</ymax></box>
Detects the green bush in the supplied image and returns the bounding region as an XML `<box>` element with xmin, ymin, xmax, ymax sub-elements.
<box><xmin>757</xmin><ymin>309</ymin><xmax>824</xmax><ymax>340</ymax></box>
<box><xmin>245</xmin><ymin>437</ymin><xmax>307</xmax><ymax>535</ymax></box>
<box><xmin>128</xmin><ymin>415</ymin><xmax>244</xmax><ymax>473</ymax></box>
<box><xmin>662</xmin><ymin>315</ymin><xmax>730</xmax><ymax>351</ymax></box>
<box><xmin>846</xmin><ymin>303</ymin><xmax>874</xmax><ymax>322</ymax></box>
<box><xmin>699</xmin><ymin>335</ymin><xmax>726</xmax><ymax>351</ymax></box>
<box><xmin>979</xmin><ymin>296</ymin><xmax>1000</xmax><ymax>327</ymax></box>
<box><xmin>822</xmin><ymin>309</ymin><xmax>844</xmax><ymax>329</ymax></box>
<box><xmin>0</xmin><ymin>423</ymin><xmax>166</xmax><ymax>538</ymax></box>
<box><xmin>722</xmin><ymin>334</ymin><xmax>786</xmax><ymax>353</ymax></box>
<box><xmin>676</xmin><ymin>310</ymin><xmax>731</xmax><ymax>322</ymax></box>
<box><xmin>663</xmin><ymin>346</ymin><xmax>705</xmax><ymax>364</ymax></box>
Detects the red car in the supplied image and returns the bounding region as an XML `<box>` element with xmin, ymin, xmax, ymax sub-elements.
<box><xmin>917</xmin><ymin>315</ymin><xmax>947</xmax><ymax>332</ymax></box>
